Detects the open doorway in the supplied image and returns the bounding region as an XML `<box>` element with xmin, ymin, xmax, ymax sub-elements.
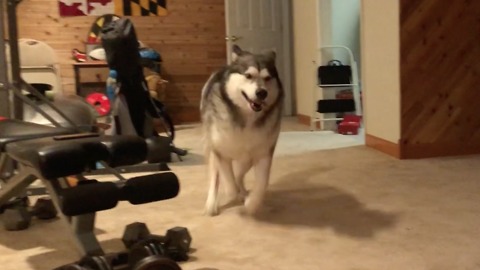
<box><xmin>319</xmin><ymin>0</ymin><xmax>361</xmax><ymax>76</ymax></box>
<box><xmin>224</xmin><ymin>0</ymin><xmax>294</xmax><ymax>117</ymax></box>
<box><xmin>315</xmin><ymin>0</ymin><xmax>364</xmax><ymax>145</ymax></box>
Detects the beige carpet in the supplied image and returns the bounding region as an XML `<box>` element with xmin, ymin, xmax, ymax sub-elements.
<box><xmin>1</xmin><ymin>118</ymin><xmax>480</xmax><ymax>270</ymax></box>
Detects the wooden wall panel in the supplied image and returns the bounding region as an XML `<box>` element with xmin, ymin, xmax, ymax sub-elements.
<box><xmin>16</xmin><ymin>0</ymin><xmax>227</xmax><ymax>123</ymax></box>
<box><xmin>400</xmin><ymin>0</ymin><xmax>480</xmax><ymax>158</ymax></box>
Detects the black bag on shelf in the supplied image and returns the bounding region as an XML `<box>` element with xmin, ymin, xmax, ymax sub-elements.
<box><xmin>317</xmin><ymin>99</ymin><xmax>355</xmax><ymax>113</ymax></box>
<box><xmin>317</xmin><ymin>60</ymin><xmax>352</xmax><ymax>85</ymax></box>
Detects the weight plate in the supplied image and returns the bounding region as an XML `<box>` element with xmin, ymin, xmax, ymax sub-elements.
<box><xmin>133</xmin><ymin>255</ymin><xmax>181</xmax><ymax>270</ymax></box>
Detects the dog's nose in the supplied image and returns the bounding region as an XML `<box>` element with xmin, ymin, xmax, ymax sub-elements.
<box><xmin>256</xmin><ymin>89</ymin><xmax>268</xmax><ymax>100</ymax></box>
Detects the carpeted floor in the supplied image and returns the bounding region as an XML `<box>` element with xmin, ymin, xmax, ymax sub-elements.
<box><xmin>1</xmin><ymin>117</ymin><xmax>480</xmax><ymax>270</ymax></box>
<box><xmin>274</xmin><ymin>130</ymin><xmax>364</xmax><ymax>157</ymax></box>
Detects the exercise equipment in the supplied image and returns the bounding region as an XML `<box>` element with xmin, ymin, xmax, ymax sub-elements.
<box><xmin>0</xmin><ymin>1</ymin><xmax>189</xmax><ymax>266</ymax></box>
<box><xmin>0</xmin><ymin>5</ymin><xmax>192</xmax><ymax>270</ymax></box>
<box><xmin>3</xmin><ymin>206</ymin><xmax>30</xmax><ymax>230</ymax></box>
<box><xmin>0</xmin><ymin>124</ymin><xmax>182</xmax><ymax>248</ymax></box>
<box><xmin>121</xmin><ymin>222</ymin><xmax>192</xmax><ymax>262</ymax></box>
<box><xmin>85</xmin><ymin>92</ymin><xmax>111</xmax><ymax>116</ymax></box>
<box><xmin>24</xmin><ymin>94</ymin><xmax>99</xmax><ymax>130</ymax></box>
<box><xmin>128</xmin><ymin>239</ymin><xmax>182</xmax><ymax>270</ymax></box>
<box><xmin>53</xmin><ymin>252</ymin><xmax>129</xmax><ymax>270</ymax></box>
<box><xmin>53</xmin><ymin>249</ymin><xmax>181</xmax><ymax>270</ymax></box>
<box><xmin>32</xmin><ymin>197</ymin><xmax>58</xmax><ymax>219</ymax></box>
<box><xmin>100</xmin><ymin>17</ymin><xmax>187</xmax><ymax>160</ymax></box>
<box><xmin>164</xmin><ymin>227</ymin><xmax>192</xmax><ymax>261</ymax></box>
<box><xmin>122</xmin><ymin>222</ymin><xmax>153</xmax><ymax>249</ymax></box>
<box><xmin>3</xmin><ymin>196</ymin><xmax>57</xmax><ymax>231</ymax></box>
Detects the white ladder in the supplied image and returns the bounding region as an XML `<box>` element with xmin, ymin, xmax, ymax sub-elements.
<box><xmin>311</xmin><ymin>45</ymin><xmax>362</xmax><ymax>131</ymax></box>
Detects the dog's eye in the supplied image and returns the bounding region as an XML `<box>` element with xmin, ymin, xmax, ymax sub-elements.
<box><xmin>264</xmin><ymin>76</ymin><xmax>272</xmax><ymax>82</ymax></box>
<box><xmin>245</xmin><ymin>73</ymin><xmax>253</xmax><ymax>79</ymax></box>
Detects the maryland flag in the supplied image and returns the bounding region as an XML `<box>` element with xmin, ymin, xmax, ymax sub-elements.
<box><xmin>114</xmin><ymin>0</ymin><xmax>167</xmax><ymax>16</ymax></box>
<box><xmin>59</xmin><ymin>0</ymin><xmax>167</xmax><ymax>17</ymax></box>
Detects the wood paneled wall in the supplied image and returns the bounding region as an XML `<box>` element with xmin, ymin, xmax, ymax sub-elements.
<box><xmin>399</xmin><ymin>0</ymin><xmax>480</xmax><ymax>158</ymax></box>
<box><xmin>16</xmin><ymin>0</ymin><xmax>227</xmax><ymax>123</ymax></box>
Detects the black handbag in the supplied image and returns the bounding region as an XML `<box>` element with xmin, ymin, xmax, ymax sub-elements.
<box><xmin>317</xmin><ymin>60</ymin><xmax>352</xmax><ymax>85</ymax></box>
<box><xmin>317</xmin><ymin>99</ymin><xmax>355</xmax><ymax>113</ymax></box>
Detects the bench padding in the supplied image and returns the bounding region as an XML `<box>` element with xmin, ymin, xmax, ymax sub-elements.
<box><xmin>5</xmin><ymin>135</ymin><xmax>147</xmax><ymax>179</ymax></box>
<box><xmin>0</xmin><ymin>119</ymin><xmax>75</xmax><ymax>151</ymax></box>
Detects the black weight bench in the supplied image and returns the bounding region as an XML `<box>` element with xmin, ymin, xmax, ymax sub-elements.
<box><xmin>0</xmin><ymin>119</ymin><xmax>78</xmax><ymax>197</ymax></box>
<box><xmin>0</xmin><ymin>121</ymin><xmax>180</xmax><ymax>257</ymax></box>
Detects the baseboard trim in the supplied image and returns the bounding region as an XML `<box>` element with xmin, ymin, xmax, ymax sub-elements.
<box><xmin>401</xmin><ymin>142</ymin><xmax>480</xmax><ymax>159</ymax></box>
<box><xmin>170</xmin><ymin>107</ymin><xmax>200</xmax><ymax>124</ymax></box>
<box><xmin>365</xmin><ymin>135</ymin><xmax>480</xmax><ymax>159</ymax></box>
<box><xmin>299</xmin><ymin>117</ymin><xmax>480</xmax><ymax>159</ymax></box>
<box><xmin>365</xmin><ymin>134</ymin><xmax>401</xmax><ymax>159</ymax></box>
<box><xmin>297</xmin><ymin>114</ymin><xmax>320</xmax><ymax>129</ymax></box>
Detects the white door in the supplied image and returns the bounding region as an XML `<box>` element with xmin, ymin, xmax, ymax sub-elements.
<box><xmin>225</xmin><ymin>0</ymin><xmax>293</xmax><ymax>116</ymax></box>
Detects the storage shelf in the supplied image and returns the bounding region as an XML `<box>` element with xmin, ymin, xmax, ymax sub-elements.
<box><xmin>317</xmin><ymin>84</ymin><xmax>357</xmax><ymax>88</ymax></box>
<box><xmin>311</xmin><ymin>117</ymin><xmax>344</xmax><ymax>122</ymax></box>
<box><xmin>311</xmin><ymin>45</ymin><xmax>363</xmax><ymax>131</ymax></box>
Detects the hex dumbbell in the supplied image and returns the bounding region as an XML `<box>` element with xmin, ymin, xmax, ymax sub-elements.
<box><xmin>2</xmin><ymin>197</ymin><xmax>57</xmax><ymax>231</ymax></box>
<box><xmin>52</xmin><ymin>252</ymin><xmax>129</xmax><ymax>270</ymax></box>
<box><xmin>121</xmin><ymin>222</ymin><xmax>192</xmax><ymax>261</ymax></box>
<box><xmin>128</xmin><ymin>238</ymin><xmax>182</xmax><ymax>270</ymax></box>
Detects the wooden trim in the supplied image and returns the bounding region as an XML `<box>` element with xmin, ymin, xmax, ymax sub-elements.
<box><xmin>297</xmin><ymin>114</ymin><xmax>310</xmax><ymax>126</ymax></box>
<box><xmin>366</xmin><ymin>135</ymin><xmax>480</xmax><ymax>159</ymax></box>
<box><xmin>400</xmin><ymin>142</ymin><xmax>480</xmax><ymax>159</ymax></box>
<box><xmin>297</xmin><ymin>114</ymin><xmax>320</xmax><ymax>128</ymax></box>
<box><xmin>170</xmin><ymin>107</ymin><xmax>200</xmax><ymax>124</ymax></box>
<box><xmin>365</xmin><ymin>134</ymin><xmax>401</xmax><ymax>159</ymax></box>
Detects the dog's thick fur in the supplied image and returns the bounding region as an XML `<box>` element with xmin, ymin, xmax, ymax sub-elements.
<box><xmin>200</xmin><ymin>45</ymin><xmax>284</xmax><ymax>216</ymax></box>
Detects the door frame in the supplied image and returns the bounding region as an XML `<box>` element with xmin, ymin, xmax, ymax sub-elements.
<box><xmin>224</xmin><ymin>0</ymin><xmax>295</xmax><ymax>116</ymax></box>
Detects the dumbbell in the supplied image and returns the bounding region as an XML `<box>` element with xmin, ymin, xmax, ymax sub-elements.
<box><xmin>52</xmin><ymin>252</ymin><xmax>129</xmax><ymax>270</ymax></box>
<box><xmin>128</xmin><ymin>238</ymin><xmax>182</xmax><ymax>270</ymax></box>
<box><xmin>0</xmin><ymin>196</ymin><xmax>29</xmax><ymax>214</ymax></box>
<box><xmin>3</xmin><ymin>197</ymin><xmax>58</xmax><ymax>231</ymax></box>
<box><xmin>121</xmin><ymin>222</ymin><xmax>192</xmax><ymax>261</ymax></box>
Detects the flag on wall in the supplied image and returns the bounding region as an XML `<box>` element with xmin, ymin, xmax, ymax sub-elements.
<box><xmin>59</xmin><ymin>0</ymin><xmax>167</xmax><ymax>17</ymax></box>
<box><xmin>115</xmin><ymin>0</ymin><xmax>168</xmax><ymax>16</ymax></box>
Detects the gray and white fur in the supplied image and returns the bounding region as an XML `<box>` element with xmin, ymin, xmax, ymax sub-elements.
<box><xmin>200</xmin><ymin>45</ymin><xmax>284</xmax><ymax>216</ymax></box>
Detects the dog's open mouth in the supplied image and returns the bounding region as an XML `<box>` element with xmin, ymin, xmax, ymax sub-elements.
<box><xmin>242</xmin><ymin>91</ymin><xmax>263</xmax><ymax>112</ymax></box>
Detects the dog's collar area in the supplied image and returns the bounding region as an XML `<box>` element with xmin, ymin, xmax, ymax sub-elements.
<box><xmin>241</xmin><ymin>91</ymin><xmax>263</xmax><ymax>112</ymax></box>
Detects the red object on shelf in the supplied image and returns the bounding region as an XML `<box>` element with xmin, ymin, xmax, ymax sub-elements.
<box><xmin>0</xmin><ymin>116</ymin><xmax>6</xmax><ymax>121</ymax></box>
<box><xmin>85</xmin><ymin>92</ymin><xmax>111</xmax><ymax>116</ymax></box>
<box><xmin>338</xmin><ymin>115</ymin><xmax>362</xmax><ymax>135</ymax></box>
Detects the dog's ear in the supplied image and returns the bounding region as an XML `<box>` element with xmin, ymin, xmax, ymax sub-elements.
<box><xmin>232</xmin><ymin>44</ymin><xmax>243</xmax><ymax>62</ymax></box>
<box><xmin>264</xmin><ymin>50</ymin><xmax>276</xmax><ymax>63</ymax></box>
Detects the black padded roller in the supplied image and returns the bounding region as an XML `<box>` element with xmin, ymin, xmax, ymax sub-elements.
<box><xmin>60</xmin><ymin>181</ymin><xmax>120</xmax><ymax>216</ymax></box>
<box><xmin>121</xmin><ymin>172</ymin><xmax>180</xmax><ymax>205</ymax></box>
<box><xmin>100</xmin><ymin>136</ymin><xmax>148</xmax><ymax>167</ymax></box>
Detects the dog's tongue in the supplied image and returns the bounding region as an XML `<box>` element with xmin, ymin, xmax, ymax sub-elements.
<box><xmin>250</xmin><ymin>102</ymin><xmax>262</xmax><ymax>112</ymax></box>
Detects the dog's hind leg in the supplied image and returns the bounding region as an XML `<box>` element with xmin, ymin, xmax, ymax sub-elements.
<box><xmin>205</xmin><ymin>151</ymin><xmax>220</xmax><ymax>216</ymax></box>
<box><xmin>244</xmin><ymin>154</ymin><xmax>273</xmax><ymax>215</ymax></box>
<box><xmin>233</xmin><ymin>159</ymin><xmax>252</xmax><ymax>200</ymax></box>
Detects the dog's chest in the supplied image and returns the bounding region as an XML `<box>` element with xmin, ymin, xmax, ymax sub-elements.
<box><xmin>210</xmin><ymin>125</ymin><xmax>277</xmax><ymax>159</ymax></box>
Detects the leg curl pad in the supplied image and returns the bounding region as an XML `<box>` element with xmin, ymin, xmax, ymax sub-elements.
<box><xmin>5</xmin><ymin>134</ymin><xmax>147</xmax><ymax>179</ymax></box>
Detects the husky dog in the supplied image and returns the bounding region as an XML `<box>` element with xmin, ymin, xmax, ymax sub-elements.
<box><xmin>200</xmin><ymin>45</ymin><xmax>284</xmax><ymax>216</ymax></box>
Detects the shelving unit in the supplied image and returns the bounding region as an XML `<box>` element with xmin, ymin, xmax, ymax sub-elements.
<box><xmin>311</xmin><ymin>45</ymin><xmax>362</xmax><ymax>131</ymax></box>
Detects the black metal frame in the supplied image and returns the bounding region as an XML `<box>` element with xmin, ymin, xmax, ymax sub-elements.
<box><xmin>0</xmin><ymin>1</ymin><xmax>9</xmax><ymax>118</ymax></box>
<box><xmin>0</xmin><ymin>0</ymin><xmax>171</xmax><ymax>257</ymax></box>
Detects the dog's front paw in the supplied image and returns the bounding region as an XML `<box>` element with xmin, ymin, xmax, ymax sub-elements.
<box><xmin>204</xmin><ymin>200</ymin><xmax>219</xmax><ymax>216</ymax></box>
<box><xmin>204</xmin><ymin>206</ymin><xmax>219</xmax><ymax>216</ymax></box>
<box><xmin>239</xmin><ymin>189</ymin><xmax>249</xmax><ymax>202</ymax></box>
<box><xmin>243</xmin><ymin>195</ymin><xmax>263</xmax><ymax>216</ymax></box>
